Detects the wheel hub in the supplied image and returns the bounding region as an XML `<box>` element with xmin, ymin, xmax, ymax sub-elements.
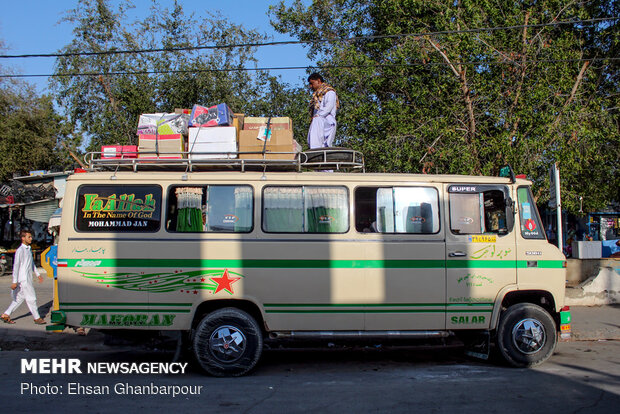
<box><xmin>512</xmin><ymin>318</ymin><xmax>546</xmax><ymax>354</ymax></box>
<box><xmin>209</xmin><ymin>325</ymin><xmax>246</xmax><ymax>363</ymax></box>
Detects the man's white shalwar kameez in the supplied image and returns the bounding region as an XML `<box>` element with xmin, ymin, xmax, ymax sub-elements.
<box><xmin>308</xmin><ymin>90</ymin><xmax>337</xmax><ymax>149</ymax></box>
<box><xmin>4</xmin><ymin>243</ymin><xmax>41</xmax><ymax>319</ymax></box>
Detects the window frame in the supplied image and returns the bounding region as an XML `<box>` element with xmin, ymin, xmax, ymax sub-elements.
<box><xmin>517</xmin><ymin>185</ymin><xmax>546</xmax><ymax>240</ymax></box>
<box><xmin>354</xmin><ymin>186</ymin><xmax>441</xmax><ymax>235</ymax></box>
<box><xmin>74</xmin><ymin>184</ymin><xmax>163</xmax><ymax>233</ymax></box>
<box><xmin>448</xmin><ymin>184</ymin><xmax>513</xmax><ymax>237</ymax></box>
<box><xmin>165</xmin><ymin>184</ymin><xmax>254</xmax><ymax>234</ymax></box>
<box><xmin>261</xmin><ymin>185</ymin><xmax>350</xmax><ymax>234</ymax></box>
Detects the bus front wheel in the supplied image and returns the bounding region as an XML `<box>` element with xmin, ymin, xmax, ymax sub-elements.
<box><xmin>192</xmin><ymin>308</ymin><xmax>263</xmax><ymax>377</ymax></box>
<box><xmin>496</xmin><ymin>303</ymin><xmax>557</xmax><ymax>368</ymax></box>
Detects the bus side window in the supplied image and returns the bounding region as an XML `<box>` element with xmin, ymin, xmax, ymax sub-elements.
<box><xmin>167</xmin><ymin>185</ymin><xmax>253</xmax><ymax>233</ymax></box>
<box><xmin>263</xmin><ymin>186</ymin><xmax>349</xmax><ymax>233</ymax></box>
<box><xmin>355</xmin><ymin>187</ymin><xmax>439</xmax><ymax>234</ymax></box>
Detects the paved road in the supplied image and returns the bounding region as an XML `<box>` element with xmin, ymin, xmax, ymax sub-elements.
<box><xmin>1</xmin><ymin>341</ymin><xmax>619</xmax><ymax>413</ymax></box>
<box><xmin>1</xmin><ymin>270</ymin><xmax>619</xmax><ymax>412</ymax></box>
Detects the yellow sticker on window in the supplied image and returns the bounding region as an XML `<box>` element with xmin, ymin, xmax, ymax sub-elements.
<box><xmin>469</xmin><ymin>235</ymin><xmax>497</xmax><ymax>243</ymax></box>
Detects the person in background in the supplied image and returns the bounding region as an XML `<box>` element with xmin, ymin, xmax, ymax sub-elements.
<box><xmin>611</xmin><ymin>240</ymin><xmax>620</xmax><ymax>258</ymax></box>
<box><xmin>1</xmin><ymin>229</ymin><xmax>46</xmax><ymax>324</ymax></box>
<box><xmin>547</xmin><ymin>225</ymin><xmax>557</xmax><ymax>246</ymax></box>
<box><xmin>307</xmin><ymin>73</ymin><xmax>339</xmax><ymax>149</ymax></box>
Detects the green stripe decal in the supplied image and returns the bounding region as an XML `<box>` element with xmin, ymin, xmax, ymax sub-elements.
<box><xmin>60</xmin><ymin>302</ymin><xmax>191</xmax><ymax>307</ymax></box>
<box><xmin>265</xmin><ymin>309</ymin><xmax>493</xmax><ymax>314</ymax></box>
<box><xmin>267</xmin><ymin>309</ymin><xmax>439</xmax><ymax>314</ymax></box>
<box><xmin>62</xmin><ymin>309</ymin><xmax>191</xmax><ymax>313</ymax></box>
<box><xmin>63</xmin><ymin>258</ymin><xmax>565</xmax><ymax>269</ymax></box>
<box><xmin>66</xmin><ymin>259</ymin><xmax>445</xmax><ymax>268</ymax></box>
<box><xmin>264</xmin><ymin>303</ymin><xmax>447</xmax><ymax>307</ymax></box>
<box><xmin>517</xmin><ymin>260</ymin><xmax>565</xmax><ymax>269</ymax></box>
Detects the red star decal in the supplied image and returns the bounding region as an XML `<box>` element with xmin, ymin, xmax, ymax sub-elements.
<box><xmin>201</xmin><ymin>278</ymin><xmax>205</xmax><ymax>282</ymax></box>
<box><xmin>193</xmin><ymin>290</ymin><xmax>198</xmax><ymax>294</ymax></box>
<box><xmin>210</xmin><ymin>269</ymin><xmax>240</xmax><ymax>294</ymax></box>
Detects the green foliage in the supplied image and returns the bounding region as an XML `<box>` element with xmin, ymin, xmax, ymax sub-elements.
<box><xmin>270</xmin><ymin>0</ymin><xmax>619</xmax><ymax>213</ymax></box>
<box><xmin>0</xmin><ymin>77</ymin><xmax>76</xmax><ymax>182</ymax></box>
<box><xmin>52</xmin><ymin>0</ymin><xmax>309</xmax><ymax>151</ymax></box>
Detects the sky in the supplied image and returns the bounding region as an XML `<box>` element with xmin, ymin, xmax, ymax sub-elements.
<box><xmin>0</xmin><ymin>0</ymin><xmax>313</xmax><ymax>94</ymax></box>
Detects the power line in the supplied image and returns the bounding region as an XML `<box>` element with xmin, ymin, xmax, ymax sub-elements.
<box><xmin>1</xmin><ymin>57</ymin><xmax>617</xmax><ymax>79</ymax></box>
<box><xmin>0</xmin><ymin>16</ymin><xmax>617</xmax><ymax>60</ymax></box>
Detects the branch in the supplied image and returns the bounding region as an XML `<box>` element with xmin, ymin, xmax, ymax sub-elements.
<box><xmin>426</xmin><ymin>35</ymin><xmax>479</xmax><ymax>172</ymax></box>
<box><xmin>426</xmin><ymin>37</ymin><xmax>461</xmax><ymax>78</ymax></box>
<box><xmin>531</xmin><ymin>1</ymin><xmax>576</xmax><ymax>45</ymax></box>
<box><xmin>419</xmin><ymin>134</ymin><xmax>443</xmax><ymax>163</ymax></box>
<box><xmin>60</xmin><ymin>140</ymin><xmax>86</xmax><ymax>169</ymax></box>
<box><xmin>549</xmin><ymin>59</ymin><xmax>591</xmax><ymax>134</ymax></box>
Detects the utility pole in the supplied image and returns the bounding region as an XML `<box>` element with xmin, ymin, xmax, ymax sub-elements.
<box><xmin>549</xmin><ymin>163</ymin><xmax>563</xmax><ymax>251</ymax></box>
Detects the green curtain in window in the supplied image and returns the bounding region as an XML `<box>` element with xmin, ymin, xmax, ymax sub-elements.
<box><xmin>175</xmin><ymin>187</ymin><xmax>203</xmax><ymax>232</ymax></box>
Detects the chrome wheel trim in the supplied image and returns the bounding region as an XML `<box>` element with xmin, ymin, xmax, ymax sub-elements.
<box><xmin>208</xmin><ymin>325</ymin><xmax>247</xmax><ymax>363</ymax></box>
<box><xmin>512</xmin><ymin>318</ymin><xmax>546</xmax><ymax>354</ymax></box>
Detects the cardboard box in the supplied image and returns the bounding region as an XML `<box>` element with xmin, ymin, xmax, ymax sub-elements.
<box><xmin>101</xmin><ymin>145</ymin><xmax>138</xmax><ymax>159</ymax></box>
<box><xmin>137</xmin><ymin>113</ymin><xmax>189</xmax><ymax>135</ymax></box>
<box><xmin>233</xmin><ymin>113</ymin><xmax>244</xmax><ymax>132</ymax></box>
<box><xmin>243</xmin><ymin>116</ymin><xmax>292</xmax><ymax>131</ymax></box>
<box><xmin>138</xmin><ymin>134</ymin><xmax>184</xmax><ymax>159</ymax></box>
<box><xmin>188</xmin><ymin>127</ymin><xmax>238</xmax><ymax>159</ymax></box>
<box><xmin>239</xmin><ymin>140</ymin><xmax>301</xmax><ymax>160</ymax></box>
<box><xmin>239</xmin><ymin>129</ymin><xmax>294</xmax><ymax>147</ymax></box>
<box><xmin>189</xmin><ymin>141</ymin><xmax>238</xmax><ymax>160</ymax></box>
<box><xmin>189</xmin><ymin>103</ymin><xmax>234</xmax><ymax>127</ymax></box>
<box><xmin>189</xmin><ymin>126</ymin><xmax>237</xmax><ymax>145</ymax></box>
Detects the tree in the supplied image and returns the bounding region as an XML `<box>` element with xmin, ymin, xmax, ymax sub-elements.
<box><xmin>269</xmin><ymin>0</ymin><xmax>619</xmax><ymax>213</ymax></box>
<box><xmin>0</xmin><ymin>40</ymin><xmax>77</xmax><ymax>182</ymax></box>
<box><xmin>52</xmin><ymin>0</ymin><xmax>309</xmax><ymax>151</ymax></box>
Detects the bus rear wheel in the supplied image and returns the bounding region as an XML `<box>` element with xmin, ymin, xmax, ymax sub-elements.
<box><xmin>496</xmin><ymin>303</ymin><xmax>557</xmax><ymax>368</ymax></box>
<box><xmin>192</xmin><ymin>308</ymin><xmax>263</xmax><ymax>377</ymax></box>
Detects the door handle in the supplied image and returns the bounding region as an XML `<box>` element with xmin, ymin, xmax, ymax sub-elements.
<box><xmin>449</xmin><ymin>251</ymin><xmax>467</xmax><ymax>257</ymax></box>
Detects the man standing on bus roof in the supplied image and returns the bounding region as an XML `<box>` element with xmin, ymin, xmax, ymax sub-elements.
<box><xmin>1</xmin><ymin>229</ymin><xmax>46</xmax><ymax>325</ymax></box>
<box><xmin>307</xmin><ymin>73</ymin><xmax>339</xmax><ymax>149</ymax></box>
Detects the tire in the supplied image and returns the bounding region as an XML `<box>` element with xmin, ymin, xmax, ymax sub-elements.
<box><xmin>192</xmin><ymin>308</ymin><xmax>263</xmax><ymax>377</ymax></box>
<box><xmin>496</xmin><ymin>303</ymin><xmax>557</xmax><ymax>368</ymax></box>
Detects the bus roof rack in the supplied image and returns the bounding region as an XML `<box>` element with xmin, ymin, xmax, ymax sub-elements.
<box><xmin>84</xmin><ymin>148</ymin><xmax>365</xmax><ymax>173</ymax></box>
